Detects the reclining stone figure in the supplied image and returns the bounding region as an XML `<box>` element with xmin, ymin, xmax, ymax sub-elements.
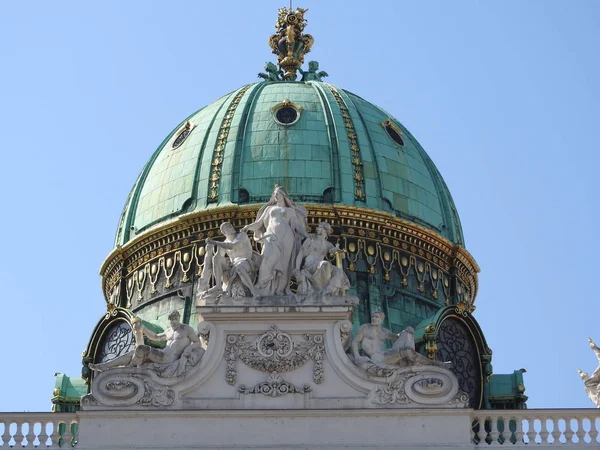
<box><xmin>351</xmin><ymin>311</ymin><xmax>447</xmax><ymax>375</ymax></box>
<box><xmin>89</xmin><ymin>310</ymin><xmax>204</xmax><ymax>378</ymax></box>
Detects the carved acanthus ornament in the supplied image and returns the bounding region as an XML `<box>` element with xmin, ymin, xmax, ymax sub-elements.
<box><xmin>135</xmin><ymin>377</ymin><xmax>175</xmax><ymax>407</ymax></box>
<box><xmin>455</xmin><ymin>300</ymin><xmax>476</xmax><ymax>316</ymax></box>
<box><xmin>225</xmin><ymin>325</ymin><xmax>325</xmax><ymax>385</ymax></box>
<box><xmin>371</xmin><ymin>372</ymin><xmax>418</xmax><ymax>405</ymax></box>
<box><xmin>369</xmin><ymin>371</ymin><xmax>470</xmax><ymax>407</ymax></box>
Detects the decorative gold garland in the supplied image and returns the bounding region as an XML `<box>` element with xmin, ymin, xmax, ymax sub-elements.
<box><xmin>208</xmin><ymin>85</ymin><xmax>252</xmax><ymax>201</ymax></box>
<box><xmin>325</xmin><ymin>84</ymin><xmax>366</xmax><ymax>201</ymax></box>
<box><xmin>101</xmin><ymin>204</ymin><xmax>479</xmax><ymax>309</ymax></box>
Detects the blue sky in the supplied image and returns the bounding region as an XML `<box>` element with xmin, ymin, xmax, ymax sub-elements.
<box><xmin>0</xmin><ymin>0</ymin><xmax>598</xmax><ymax>411</ymax></box>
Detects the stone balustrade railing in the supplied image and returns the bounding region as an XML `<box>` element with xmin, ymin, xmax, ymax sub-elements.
<box><xmin>0</xmin><ymin>413</ymin><xmax>78</xmax><ymax>448</ymax></box>
<box><xmin>1</xmin><ymin>409</ymin><xmax>599</xmax><ymax>448</ymax></box>
<box><xmin>471</xmin><ymin>409</ymin><xmax>600</xmax><ymax>446</ymax></box>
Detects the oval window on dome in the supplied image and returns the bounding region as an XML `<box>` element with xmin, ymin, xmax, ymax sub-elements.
<box><xmin>172</xmin><ymin>121</ymin><xmax>195</xmax><ymax>149</ymax></box>
<box><xmin>382</xmin><ymin>119</ymin><xmax>404</xmax><ymax>147</ymax></box>
<box><xmin>272</xmin><ymin>99</ymin><xmax>302</xmax><ymax>126</ymax></box>
<box><xmin>276</xmin><ymin>107</ymin><xmax>298</xmax><ymax>124</ymax></box>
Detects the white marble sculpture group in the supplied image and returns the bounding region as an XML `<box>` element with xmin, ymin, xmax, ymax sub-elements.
<box><xmin>197</xmin><ymin>186</ymin><xmax>349</xmax><ymax>300</ymax></box>
<box><xmin>83</xmin><ymin>187</ymin><xmax>468</xmax><ymax>410</ymax></box>
<box><xmin>579</xmin><ymin>338</ymin><xmax>600</xmax><ymax>407</ymax></box>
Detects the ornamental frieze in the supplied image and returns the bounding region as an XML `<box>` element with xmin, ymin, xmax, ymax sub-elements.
<box><xmin>101</xmin><ymin>204</ymin><xmax>479</xmax><ymax>311</ymax></box>
<box><xmin>238</xmin><ymin>372</ymin><xmax>311</xmax><ymax>397</ymax></box>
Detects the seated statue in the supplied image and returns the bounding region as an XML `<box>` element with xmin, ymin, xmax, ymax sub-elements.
<box><xmin>198</xmin><ymin>222</ymin><xmax>260</xmax><ymax>298</ymax></box>
<box><xmin>351</xmin><ymin>311</ymin><xmax>446</xmax><ymax>374</ymax></box>
<box><xmin>294</xmin><ymin>222</ymin><xmax>349</xmax><ymax>297</ymax></box>
<box><xmin>578</xmin><ymin>338</ymin><xmax>600</xmax><ymax>407</ymax></box>
<box><xmin>89</xmin><ymin>310</ymin><xmax>204</xmax><ymax>378</ymax></box>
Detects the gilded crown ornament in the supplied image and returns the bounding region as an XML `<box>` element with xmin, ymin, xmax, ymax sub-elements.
<box><xmin>268</xmin><ymin>6</ymin><xmax>314</xmax><ymax>81</ymax></box>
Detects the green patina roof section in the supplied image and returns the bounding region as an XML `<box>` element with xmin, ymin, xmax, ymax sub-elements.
<box><xmin>237</xmin><ymin>83</ymin><xmax>333</xmax><ymax>202</ymax></box>
<box><xmin>489</xmin><ymin>370</ymin><xmax>527</xmax><ymax>399</ymax></box>
<box><xmin>115</xmin><ymin>81</ymin><xmax>464</xmax><ymax>246</ymax></box>
<box><xmin>116</xmin><ymin>89</ymin><xmax>242</xmax><ymax>245</ymax></box>
<box><xmin>342</xmin><ymin>89</ymin><xmax>463</xmax><ymax>244</ymax></box>
<box><xmin>53</xmin><ymin>374</ymin><xmax>87</xmax><ymax>401</ymax></box>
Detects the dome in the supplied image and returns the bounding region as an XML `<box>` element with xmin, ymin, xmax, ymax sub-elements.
<box><xmin>115</xmin><ymin>81</ymin><xmax>464</xmax><ymax>248</ymax></box>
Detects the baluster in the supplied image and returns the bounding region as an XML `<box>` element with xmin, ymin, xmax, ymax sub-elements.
<box><xmin>575</xmin><ymin>417</ymin><xmax>587</xmax><ymax>445</ymax></box>
<box><xmin>49</xmin><ymin>419</ymin><xmax>61</xmax><ymax>447</ymax></box>
<box><xmin>25</xmin><ymin>421</ymin><xmax>36</xmax><ymax>448</ymax></box>
<box><xmin>563</xmin><ymin>417</ymin><xmax>575</xmax><ymax>444</ymax></box>
<box><xmin>489</xmin><ymin>416</ymin><xmax>500</xmax><ymax>446</ymax></box>
<box><xmin>589</xmin><ymin>417</ymin><xmax>599</xmax><ymax>444</ymax></box>
<box><xmin>38</xmin><ymin>421</ymin><xmax>50</xmax><ymax>448</ymax></box>
<box><xmin>62</xmin><ymin>421</ymin><xmax>73</xmax><ymax>448</ymax></box>
<box><xmin>71</xmin><ymin>420</ymin><xmax>78</xmax><ymax>446</ymax></box>
<box><xmin>13</xmin><ymin>421</ymin><xmax>24</xmax><ymax>448</ymax></box>
<box><xmin>1</xmin><ymin>420</ymin><xmax>11</xmax><ymax>447</ymax></box>
<box><xmin>513</xmin><ymin>416</ymin><xmax>525</xmax><ymax>445</ymax></box>
<box><xmin>526</xmin><ymin>417</ymin><xmax>537</xmax><ymax>444</ymax></box>
<box><xmin>476</xmin><ymin>416</ymin><xmax>488</xmax><ymax>445</ymax></box>
<box><xmin>497</xmin><ymin>416</ymin><xmax>509</xmax><ymax>445</ymax></box>
<box><xmin>539</xmin><ymin>417</ymin><xmax>549</xmax><ymax>444</ymax></box>
<box><xmin>550</xmin><ymin>417</ymin><xmax>561</xmax><ymax>444</ymax></box>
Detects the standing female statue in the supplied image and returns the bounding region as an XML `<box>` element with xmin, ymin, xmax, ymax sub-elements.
<box><xmin>242</xmin><ymin>186</ymin><xmax>309</xmax><ymax>296</ymax></box>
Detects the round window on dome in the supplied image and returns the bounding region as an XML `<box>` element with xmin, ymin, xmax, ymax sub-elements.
<box><xmin>382</xmin><ymin>119</ymin><xmax>404</xmax><ymax>147</ymax></box>
<box><xmin>172</xmin><ymin>121</ymin><xmax>194</xmax><ymax>149</ymax></box>
<box><xmin>276</xmin><ymin>107</ymin><xmax>298</xmax><ymax>125</ymax></box>
<box><xmin>272</xmin><ymin>100</ymin><xmax>302</xmax><ymax>126</ymax></box>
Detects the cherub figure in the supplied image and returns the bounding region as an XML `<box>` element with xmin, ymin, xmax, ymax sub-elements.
<box><xmin>300</xmin><ymin>61</ymin><xmax>328</xmax><ymax>82</ymax></box>
<box><xmin>258</xmin><ymin>62</ymin><xmax>283</xmax><ymax>81</ymax></box>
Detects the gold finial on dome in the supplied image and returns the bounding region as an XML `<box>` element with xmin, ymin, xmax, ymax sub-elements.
<box><xmin>268</xmin><ymin>6</ymin><xmax>314</xmax><ymax>81</ymax></box>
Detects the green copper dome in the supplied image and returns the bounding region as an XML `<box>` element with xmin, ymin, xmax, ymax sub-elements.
<box><xmin>115</xmin><ymin>81</ymin><xmax>464</xmax><ymax>247</ymax></box>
